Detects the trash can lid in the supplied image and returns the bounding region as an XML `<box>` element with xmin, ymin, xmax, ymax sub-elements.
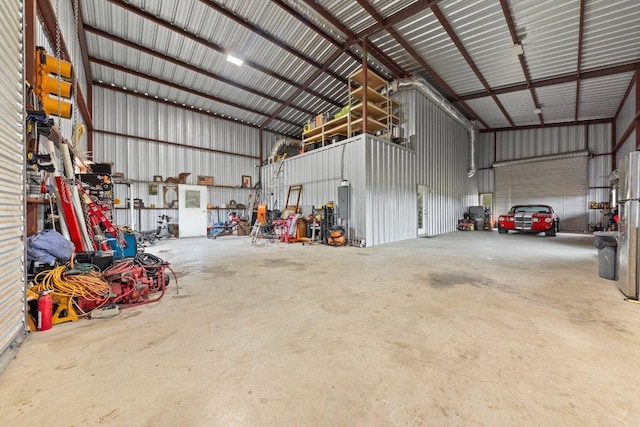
<box><xmin>594</xmin><ymin>231</ymin><xmax>618</xmax><ymax>248</ymax></box>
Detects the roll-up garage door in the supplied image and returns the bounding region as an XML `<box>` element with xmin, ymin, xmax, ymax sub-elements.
<box><xmin>495</xmin><ymin>156</ymin><xmax>588</xmax><ymax>231</ymax></box>
<box><xmin>0</xmin><ymin>0</ymin><xmax>27</xmax><ymax>359</ymax></box>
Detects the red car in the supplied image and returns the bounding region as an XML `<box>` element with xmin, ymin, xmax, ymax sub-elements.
<box><xmin>497</xmin><ymin>204</ymin><xmax>559</xmax><ymax>237</ymax></box>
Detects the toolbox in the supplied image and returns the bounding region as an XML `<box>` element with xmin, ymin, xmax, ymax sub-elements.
<box><xmin>106</xmin><ymin>233</ymin><xmax>138</xmax><ymax>259</ymax></box>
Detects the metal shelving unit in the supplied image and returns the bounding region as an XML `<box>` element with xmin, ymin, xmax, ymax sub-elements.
<box><xmin>301</xmin><ymin>66</ymin><xmax>399</xmax><ymax>150</ymax></box>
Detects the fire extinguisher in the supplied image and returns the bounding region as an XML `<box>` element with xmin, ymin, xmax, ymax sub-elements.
<box><xmin>38</xmin><ymin>292</ymin><xmax>53</xmax><ymax>331</ymax></box>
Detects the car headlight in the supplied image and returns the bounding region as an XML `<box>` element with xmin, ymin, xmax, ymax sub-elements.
<box><xmin>508</xmin><ymin>217</ymin><xmax>515</xmax><ymax>222</ymax></box>
<box><xmin>532</xmin><ymin>217</ymin><xmax>540</xmax><ymax>222</ymax></box>
<box><xmin>498</xmin><ymin>216</ymin><xmax>505</xmax><ymax>221</ymax></box>
<box><xmin>544</xmin><ymin>218</ymin><xmax>552</xmax><ymax>223</ymax></box>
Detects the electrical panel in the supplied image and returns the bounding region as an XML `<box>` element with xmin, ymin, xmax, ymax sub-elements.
<box><xmin>338</xmin><ymin>185</ymin><xmax>349</xmax><ymax>219</ymax></box>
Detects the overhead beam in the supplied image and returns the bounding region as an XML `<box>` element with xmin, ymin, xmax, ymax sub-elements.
<box><xmin>261</xmin><ymin>49</ymin><xmax>345</xmax><ymax>129</ymax></box>
<box><xmin>197</xmin><ymin>0</ymin><xmax>347</xmax><ymax>86</ymax></box>
<box><xmin>354</xmin><ymin>0</ymin><xmax>442</xmax><ymax>41</ymax></box>
<box><xmin>105</xmin><ymin>0</ymin><xmax>342</xmax><ymax>108</ymax></box>
<box><xmin>457</xmin><ymin>62</ymin><xmax>640</xmax><ymax>101</ymax></box>
<box><xmin>481</xmin><ymin>118</ymin><xmax>613</xmax><ymax>133</ymax></box>
<box><xmin>574</xmin><ymin>0</ymin><xmax>586</xmax><ymax>122</ymax></box>
<box><xmin>499</xmin><ymin>0</ymin><xmax>544</xmax><ymax>125</ymax></box>
<box><xmin>612</xmin><ymin>111</ymin><xmax>640</xmax><ymax>153</ymax></box>
<box><xmin>70</xmin><ymin>0</ymin><xmax>92</xmax><ymax>92</ymax></box>
<box><xmin>94</xmin><ymin>82</ymin><xmax>298</xmax><ymax>135</ymax></box>
<box><xmin>90</xmin><ymin>57</ymin><xmax>301</xmax><ymax>128</ymax></box>
<box><xmin>37</xmin><ymin>0</ymin><xmax>93</xmax><ymax>130</ymax></box>
<box><xmin>431</xmin><ymin>4</ymin><xmax>515</xmax><ymax>128</ymax></box>
<box><xmin>354</xmin><ymin>0</ymin><xmax>411</xmax><ymax>78</ymax></box>
<box><xmin>93</xmin><ymin>129</ymin><xmax>260</xmax><ymax>160</ymax></box>
<box><xmin>299</xmin><ymin>0</ymin><xmax>408</xmax><ymax>79</ymax></box>
<box><xmin>84</xmin><ymin>25</ymin><xmax>316</xmax><ymax>116</ymax></box>
<box><xmin>271</xmin><ymin>0</ymin><xmax>361</xmax><ymax>64</ymax></box>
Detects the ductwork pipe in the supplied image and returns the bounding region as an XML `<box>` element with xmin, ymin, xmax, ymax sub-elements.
<box><xmin>491</xmin><ymin>149</ymin><xmax>590</xmax><ymax>168</ymax></box>
<box><xmin>387</xmin><ymin>77</ymin><xmax>478</xmax><ymax>177</ymax></box>
<box><xmin>269</xmin><ymin>138</ymin><xmax>303</xmax><ymax>161</ymax></box>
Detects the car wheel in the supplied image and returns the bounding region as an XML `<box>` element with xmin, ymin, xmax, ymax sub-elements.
<box><xmin>545</xmin><ymin>222</ymin><xmax>557</xmax><ymax>237</ymax></box>
<box><xmin>498</xmin><ymin>226</ymin><xmax>508</xmax><ymax>234</ymax></box>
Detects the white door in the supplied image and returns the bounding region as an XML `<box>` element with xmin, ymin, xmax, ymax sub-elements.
<box><xmin>417</xmin><ymin>185</ymin><xmax>427</xmax><ymax>235</ymax></box>
<box><xmin>178</xmin><ymin>184</ymin><xmax>208</xmax><ymax>237</ymax></box>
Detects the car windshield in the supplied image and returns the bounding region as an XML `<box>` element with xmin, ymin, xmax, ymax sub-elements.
<box><xmin>510</xmin><ymin>205</ymin><xmax>551</xmax><ymax>214</ymax></box>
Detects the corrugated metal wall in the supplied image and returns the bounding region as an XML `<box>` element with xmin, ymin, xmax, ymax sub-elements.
<box><xmin>394</xmin><ymin>88</ymin><xmax>478</xmax><ymax>236</ymax></box>
<box><xmin>365</xmin><ymin>136</ymin><xmax>417</xmax><ymax>246</ymax></box>
<box><xmin>614</xmin><ymin>82</ymin><xmax>636</xmax><ymax>169</ymax></box>
<box><xmin>93</xmin><ymin>86</ymin><xmax>271</xmax><ymax>230</ymax></box>
<box><xmin>261</xmin><ymin>136</ymin><xmax>366</xmax><ymax>240</ymax></box>
<box><xmin>588</xmin><ymin>123</ymin><xmax>615</xmax><ymax>228</ymax></box>
<box><xmin>261</xmin><ymin>135</ymin><xmax>416</xmax><ymax>246</ymax></box>
<box><xmin>616</xmin><ymin>83</ymin><xmax>635</xmax><ymax>138</ymax></box>
<box><xmin>0</xmin><ymin>0</ymin><xmax>26</xmax><ymax>358</ymax></box>
<box><xmin>478</xmin><ymin>123</ymin><xmax>614</xmax><ymax>231</ymax></box>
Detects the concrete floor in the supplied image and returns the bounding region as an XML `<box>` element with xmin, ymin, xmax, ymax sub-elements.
<box><xmin>1</xmin><ymin>231</ymin><xmax>639</xmax><ymax>426</ymax></box>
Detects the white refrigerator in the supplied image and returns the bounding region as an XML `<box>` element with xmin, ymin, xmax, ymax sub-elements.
<box><xmin>617</xmin><ymin>151</ymin><xmax>640</xmax><ymax>299</ymax></box>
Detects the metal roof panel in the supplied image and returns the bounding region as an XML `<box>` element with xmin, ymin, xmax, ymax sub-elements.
<box><xmin>536</xmin><ymin>81</ymin><xmax>578</xmax><ymax>123</ymax></box>
<box><xmin>394</xmin><ymin>8</ymin><xmax>485</xmax><ymax>95</ymax></box>
<box><xmin>439</xmin><ymin>0</ymin><xmax>526</xmax><ymax>88</ymax></box>
<box><xmin>579</xmin><ymin>72</ymin><xmax>634</xmax><ymax>120</ymax></box>
<box><xmin>582</xmin><ymin>0</ymin><xmax>640</xmax><ymax>70</ymax></box>
<box><xmin>510</xmin><ymin>0</ymin><xmax>580</xmax><ymax>80</ymax></box>
<box><xmin>464</xmin><ymin>97</ymin><xmax>511</xmax><ymax>129</ymax></box>
<box><xmin>496</xmin><ymin>90</ymin><xmax>539</xmax><ymax>127</ymax></box>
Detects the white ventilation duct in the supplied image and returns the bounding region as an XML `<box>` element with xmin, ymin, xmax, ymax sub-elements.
<box><xmin>268</xmin><ymin>138</ymin><xmax>303</xmax><ymax>162</ymax></box>
<box><xmin>387</xmin><ymin>78</ymin><xmax>478</xmax><ymax>177</ymax></box>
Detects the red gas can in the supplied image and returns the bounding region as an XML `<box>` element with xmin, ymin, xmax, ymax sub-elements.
<box><xmin>37</xmin><ymin>292</ymin><xmax>53</xmax><ymax>331</ymax></box>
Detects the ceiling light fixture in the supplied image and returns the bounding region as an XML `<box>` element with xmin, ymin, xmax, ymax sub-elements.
<box><xmin>227</xmin><ymin>54</ymin><xmax>243</xmax><ymax>66</ymax></box>
<box><xmin>533</xmin><ymin>107</ymin><xmax>542</xmax><ymax>114</ymax></box>
<box><xmin>511</xmin><ymin>43</ymin><xmax>524</xmax><ymax>56</ymax></box>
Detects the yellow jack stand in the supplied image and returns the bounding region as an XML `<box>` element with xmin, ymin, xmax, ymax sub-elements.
<box><xmin>52</xmin><ymin>295</ymin><xmax>78</xmax><ymax>324</ymax></box>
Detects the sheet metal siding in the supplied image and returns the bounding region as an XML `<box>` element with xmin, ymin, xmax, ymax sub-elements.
<box><xmin>494</xmin><ymin>157</ymin><xmax>588</xmax><ymax>231</ymax></box>
<box><xmin>93</xmin><ymin>87</ymin><xmax>262</xmax><ymax>230</ymax></box>
<box><xmin>111</xmin><ymin>185</ymin><xmax>252</xmax><ymax>231</ymax></box>
<box><xmin>365</xmin><ymin>136</ymin><xmax>417</xmax><ymax>246</ymax></box>
<box><xmin>260</xmin><ymin>136</ymin><xmax>416</xmax><ymax>246</ymax></box>
<box><xmin>0</xmin><ymin>0</ymin><xmax>26</xmax><ymax>356</ymax></box>
<box><xmin>616</xmin><ymin>82</ymin><xmax>636</xmax><ymax>135</ymax></box>
<box><xmin>261</xmin><ymin>137</ymin><xmax>367</xmax><ymax>241</ymax></box>
<box><xmin>397</xmin><ymin>88</ymin><xmax>477</xmax><ymax>236</ymax></box>
<box><xmin>589</xmin><ymin>123</ymin><xmax>613</xmax><ymax>155</ymax></box>
<box><xmin>93</xmin><ymin>87</ymin><xmax>260</xmax><ymax>156</ymax></box>
<box><xmin>616</xmin><ymin>130</ymin><xmax>637</xmax><ymax>169</ymax></box>
<box><xmin>587</xmin><ymin>123</ymin><xmax>614</xmax><ymax>228</ymax></box>
<box><xmin>496</xmin><ymin>127</ymin><xmax>587</xmax><ymax>162</ymax></box>
<box><xmin>588</xmin><ymin>153</ymin><xmax>613</xmax><ymax>228</ymax></box>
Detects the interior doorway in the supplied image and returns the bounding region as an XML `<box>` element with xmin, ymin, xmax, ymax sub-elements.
<box><xmin>178</xmin><ymin>184</ymin><xmax>208</xmax><ymax>237</ymax></box>
<box><xmin>479</xmin><ymin>192</ymin><xmax>493</xmax><ymax>228</ymax></box>
<box><xmin>418</xmin><ymin>185</ymin><xmax>427</xmax><ymax>235</ymax></box>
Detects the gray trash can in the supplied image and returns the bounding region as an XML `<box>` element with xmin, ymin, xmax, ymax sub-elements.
<box><xmin>594</xmin><ymin>231</ymin><xmax>618</xmax><ymax>280</ymax></box>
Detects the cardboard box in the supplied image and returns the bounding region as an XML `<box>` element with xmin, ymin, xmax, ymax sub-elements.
<box><xmin>197</xmin><ymin>175</ymin><xmax>214</xmax><ymax>186</ymax></box>
<box><xmin>315</xmin><ymin>113</ymin><xmax>324</xmax><ymax>128</ymax></box>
